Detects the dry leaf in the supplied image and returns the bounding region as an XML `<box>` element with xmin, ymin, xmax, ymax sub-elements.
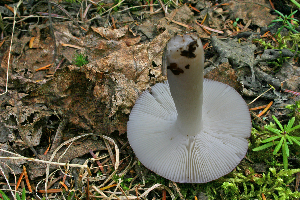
<box><xmin>92</xmin><ymin>25</ymin><xmax>129</xmax><ymax>40</ymax></box>
<box><xmin>225</xmin><ymin>0</ymin><xmax>276</xmax><ymax>27</ymax></box>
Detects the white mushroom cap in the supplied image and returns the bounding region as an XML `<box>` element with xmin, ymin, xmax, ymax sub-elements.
<box><xmin>127</xmin><ymin>34</ymin><xmax>251</xmax><ymax>183</ymax></box>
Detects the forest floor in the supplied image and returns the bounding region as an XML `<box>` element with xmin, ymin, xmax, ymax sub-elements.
<box><xmin>0</xmin><ymin>0</ymin><xmax>300</xmax><ymax>199</ymax></box>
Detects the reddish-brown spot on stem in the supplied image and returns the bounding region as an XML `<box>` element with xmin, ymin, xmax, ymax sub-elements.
<box><xmin>180</xmin><ymin>40</ymin><xmax>198</xmax><ymax>58</ymax></box>
<box><xmin>167</xmin><ymin>63</ymin><xmax>184</xmax><ymax>75</ymax></box>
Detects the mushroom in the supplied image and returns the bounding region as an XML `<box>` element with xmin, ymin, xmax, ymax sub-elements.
<box><xmin>127</xmin><ymin>34</ymin><xmax>251</xmax><ymax>183</ymax></box>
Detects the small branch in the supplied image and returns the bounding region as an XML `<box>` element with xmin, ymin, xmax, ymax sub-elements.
<box><xmin>0</xmin><ymin>1</ymin><xmax>22</xmax><ymax>96</ymax></box>
<box><xmin>48</xmin><ymin>0</ymin><xmax>57</xmax><ymax>67</ymax></box>
<box><xmin>157</xmin><ymin>0</ymin><xmax>167</xmax><ymax>16</ymax></box>
<box><xmin>0</xmin><ymin>156</ymin><xmax>88</xmax><ymax>168</ymax></box>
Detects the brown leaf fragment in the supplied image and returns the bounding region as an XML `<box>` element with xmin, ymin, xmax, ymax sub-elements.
<box><xmin>35</xmin><ymin>64</ymin><xmax>52</xmax><ymax>72</ymax></box>
<box><xmin>29</xmin><ymin>35</ymin><xmax>40</xmax><ymax>48</ymax></box>
<box><xmin>157</xmin><ymin>4</ymin><xmax>193</xmax><ymax>34</ymax></box>
<box><xmin>92</xmin><ymin>25</ymin><xmax>129</xmax><ymax>40</ymax></box>
<box><xmin>0</xmin><ymin>143</ymin><xmax>26</xmax><ymax>176</ymax></box>
<box><xmin>224</xmin><ymin>0</ymin><xmax>276</xmax><ymax>27</ymax></box>
<box><xmin>0</xmin><ymin>39</ymin><xmax>5</xmax><ymax>48</ymax></box>
<box><xmin>123</xmin><ymin>36</ymin><xmax>141</xmax><ymax>46</ymax></box>
<box><xmin>2</xmin><ymin>97</ymin><xmax>53</xmax><ymax>148</ymax></box>
<box><xmin>22</xmin><ymin>30</ymin><xmax>171</xmax><ymax>135</ymax></box>
<box><xmin>0</xmin><ymin>50</ymin><xmax>11</xmax><ymax>73</ymax></box>
<box><xmin>29</xmin><ymin>37</ymin><xmax>35</xmax><ymax>48</ymax></box>
<box><xmin>204</xmin><ymin>62</ymin><xmax>242</xmax><ymax>92</ymax></box>
<box><xmin>296</xmin><ymin>172</ymin><xmax>300</xmax><ymax>191</ymax></box>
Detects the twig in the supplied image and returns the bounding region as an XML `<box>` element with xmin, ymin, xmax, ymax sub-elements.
<box><xmin>150</xmin><ymin>0</ymin><xmax>154</xmax><ymax>13</ymax></box>
<box><xmin>2</xmin><ymin>15</ymin><xmax>69</xmax><ymax>23</ymax></box>
<box><xmin>139</xmin><ymin>184</ymin><xmax>175</xmax><ymax>199</ymax></box>
<box><xmin>59</xmin><ymin>181</ymin><xmax>68</xmax><ymax>191</ymax></box>
<box><xmin>100</xmin><ymin>0</ymin><xmax>125</xmax><ymax>16</ymax></box>
<box><xmin>248</xmin><ymin>85</ymin><xmax>275</xmax><ymax>105</ymax></box>
<box><xmin>166</xmin><ymin>18</ymin><xmax>193</xmax><ymax>29</ymax></box>
<box><xmin>47</xmin><ymin>0</ymin><xmax>57</xmax><ymax>67</ymax></box>
<box><xmin>50</xmin><ymin>119</ymin><xmax>67</xmax><ymax>153</ymax></box>
<box><xmin>195</xmin><ymin>20</ymin><xmax>224</xmax><ymax>34</ymax></box>
<box><xmin>170</xmin><ymin>182</ymin><xmax>183</xmax><ymax>199</ymax></box>
<box><xmin>0</xmin><ymin>149</ymin><xmax>22</xmax><ymax>157</ymax></box>
<box><xmin>104</xmin><ymin>139</ymin><xmax>115</xmax><ymax>168</ymax></box>
<box><xmin>45</xmin><ymin>133</ymin><xmax>93</xmax><ymax>198</ymax></box>
<box><xmin>103</xmin><ymin>135</ymin><xmax>119</xmax><ymax>171</ymax></box>
<box><xmin>50</xmin><ymin>1</ymin><xmax>86</xmax><ymax>32</ymax></box>
<box><xmin>111</xmin><ymin>178</ymin><xmax>123</xmax><ymax>199</ymax></box>
<box><xmin>199</xmin><ymin>14</ymin><xmax>211</xmax><ymax>35</ymax></box>
<box><xmin>15</xmin><ymin>171</ymin><xmax>24</xmax><ymax>190</ymax></box>
<box><xmin>157</xmin><ymin>0</ymin><xmax>167</xmax><ymax>16</ymax></box>
<box><xmin>269</xmin><ymin>0</ymin><xmax>275</xmax><ymax>10</ymax></box>
<box><xmin>119</xmin><ymin>185</ymin><xmax>129</xmax><ymax>200</ymax></box>
<box><xmin>0</xmin><ymin>156</ymin><xmax>88</xmax><ymax>168</ymax></box>
<box><xmin>92</xmin><ymin>185</ymin><xmax>107</xmax><ymax>197</ymax></box>
<box><xmin>249</xmin><ymin>104</ymin><xmax>268</xmax><ymax>111</ymax></box>
<box><xmin>116</xmin><ymin>4</ymin><xmax>159</xmax><ymax>14</ymax></box>
<box><xmin>257</xmin><ymin>101</ymin><xmax>273</xmax><ymax>117</ymax></box>
<box><xmin>0</xmin><ymin>1</ymin><xmax>21</xmax><ymax>96</ymax></box>
<box><xmin>89</xmin><ymin>150</ymin><xmax>105</xmax><ymax>173</ymax></box>
<box><xmin>283</xmin><ymin>89</ymin><xmax>300</xmax><ymax>96</ymax></box>
<box><xmin>55</xmin><ymin>58</ymin><xmax>65</xmax><ymax>71</ymax></box>
<box><xmin>0</xmin><ymin>164</ymin><xmax>16</xmax><ymax>199</ymax></box>
<box><xmin>23</xmin><ymin>166</ymin><xmax>32</xmax><ymax>193</ymax></box>
<box><xmin>83</xmin><ymin>4</ymin><xmax>92</xmax><ymax>21</ymax></box>
<box><xmin>99</xmin><ymin>170</ymin><xmax>117</xmax><ymax>188</ymax></box>
<box><xmin>35</xmin><ymin>63</ymin><xmax>52</xmax><ymax>71</ymax></box>
<box><xmin>162</xmin><ymin>189</ymin><xmax>166</xmax><ymax>200</ymax></box>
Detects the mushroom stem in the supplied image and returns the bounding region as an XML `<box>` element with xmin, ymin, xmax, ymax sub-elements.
<box><xmin>166</xmin><ymin>34</ymin><xmax>204</xmax><ymax>137</ymax></box>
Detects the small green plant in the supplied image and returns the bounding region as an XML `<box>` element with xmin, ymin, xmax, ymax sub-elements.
<box><xmin>74</xmin><ymin>53</ymin><xmax>88</xmax><ymax>67</ymax></box>
<box><xmin>0</xmin><ymin>188</ymin><xmax>26</xmax><ymax>200</ymax></box>
<box><xmin>286</xmin><ymin>100</ymin><xmax>300</xmax><ymax>126</ymax></box>
<box><xmin>254</xmin><ymin>31</ymin><xmax>300</xmax><ymax>68</ymax></box>
<box><xmin>64</xmin><ymin>0</ymin><xmax>81</xmax><ymax>3</ymax></box>
<box><xmin>253</xmin><ymin>115</ymin><xmax>300</xmax><ymax>170</ymax></box>
<box><xmin>269</xmin><ymin>10</ymin><xmax>299</xmax><ymax>35</ymax></box>
<box><xmin>219</xmin><ymin>168</ymin><xmax>300</xmax><ymax>199</ymax></box>
<box><xmin>196</xmin><ymin>167</ymin><xmax>300</xmax><ymax>199</ymax></box>
<box><xmin>233</xmin><ymin>18</ymin><xmax>240</xmax><ymax>27</ymax></box>
<box><xmin>113</xmin><ymin>0</ymin><xmax>123</xmax><ymax>12</ymax></box>
<box><xmin>112</xmin><ymin>174</ymin><xmax>133</xmax><ymax>190</ymax></box>
<box><xmin>97</xmin><ymin>2</ymin><xmax>106</xmax><ymax>14</ymax></box>
<box><xmin>291</xmin><ymin>0</ymin><xmax>300</xmax><ymax>9</ymax></box>
<box><xmin>286</xmin><ymin>100</ymin><xmax>300</xmax><ymax>115</ymax></box>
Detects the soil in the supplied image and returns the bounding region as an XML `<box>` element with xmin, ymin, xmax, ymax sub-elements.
<box><xmin>0</xmin><ymin>0</ymin><xmax>300</xmax><ymax>199</ymax></box>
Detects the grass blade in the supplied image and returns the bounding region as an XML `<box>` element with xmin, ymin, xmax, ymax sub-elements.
<box><xmin>273</xmin><ymin>137</ymin><xmax>284</xmax><ymax>155</ymax></box>
<box><xmin>16</xmin><ymin>192</ymin><xmax>21</xmax><ymax>200</ymax></box>
<box><xmin>261</xmin><ymin>135</ymin><xmax>281</xmax><ymax>143</ymax></box>
<box><xmin>272</xmin><ymin>115</ymin><xmax>284</xmax><ymax>131</ymax></box>
<box><xmin>272</xmin><ymin>19</ymin><xmax>283</xmax><ymax>23</ymax></box>
<box><xmin>287</xmin><ymin>124</ymin><xmax>300</xmax><ymax>133</ymax></box>
<box><xmin>275</xmin><ymin>10</ymin><xmax>285</xmax><ymax>18</ymax></box>
<box><xmin>282</xmin><ymin>143</ymin><xmax>288</xmax><ymax>170</ymax></box>
<box><xmin>0</xmin><ymin>190</ymin><xmax>11</xmax><ymax>200</ymax></box>
<box><xmin>290</xmin><ymin>136</ymin><xmax>300</xmax><ymax>147</ymax></box>
<box><xmin>265</xmin><ymin>126</ymin><xmax>282</xmax><ymax>135</ymax></box>
<box><xmin>288</xmin><ymin>10</ymin><xmax>298</xmax><ymax>18</ymax></box>
<box><xmin>286</xmin><ymin>117</ymin><xmax>295</xmax><ymax>131</ymax></box>
<box><xmin>283</xmin><ymin>138</ymin><xmax>289</xmax><ymax>157</ymax></box>
<box><xmin>22</xmin><ymin>188</ymin><xmax>26</xmax><ymax>200</ymax></box>
<box><xmin>253</xmin><ymin>142</ymin><xmax>276</xmax><ymax>151</ymax></box>
<box><xmin>291</xmin><ymin>0</ymin><xmax>300</xmax><ymax>9</ymax></box>
<box><xmin>286</xmin><ymin>135</ymin><xmax>293</xmax><ymax>144</ymax></box>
